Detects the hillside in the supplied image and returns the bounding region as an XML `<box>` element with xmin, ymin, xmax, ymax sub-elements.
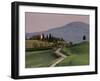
<box><xmin>56</xmin><ymin>42</ymin><xmax>89</xmax><ymax>66</ymax></box>
<box><xmin>26</xmin><ymin>22</ymin><xmax>89</xmax><ymax>43</ymax></box>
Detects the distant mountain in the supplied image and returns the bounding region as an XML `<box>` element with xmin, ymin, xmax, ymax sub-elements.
<box><xmin>26</xmin><ymin>22</ymin><xmax>89</xmax><ymax>43</ymax></box>
<box><xmin>26</xmin><ymin>31</ymin><xmax>45</xmax><ymax>39</ymax></box>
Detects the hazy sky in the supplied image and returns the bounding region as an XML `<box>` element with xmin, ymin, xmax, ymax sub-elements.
<box><xmin>25</xmin><ymin>12</ymin><xmax>89</xmax><ymax>33</ymax></box>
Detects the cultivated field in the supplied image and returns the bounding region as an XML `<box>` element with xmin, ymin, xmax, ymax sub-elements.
<box><xmin>25</xmin><ymin>49</ymin><xmax>58</xmax><ymax>68</ymax></box>
<box><xmin>25</xmin><ymin>39</ymin><xmax>89</xmax><ymax>68</ymax></box>
<box><xmin>26</xmin><ymin>40</ymin><xmax>55</xmax><ymax>49</ymax></box>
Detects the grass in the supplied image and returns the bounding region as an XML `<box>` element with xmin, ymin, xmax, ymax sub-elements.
<box><xmin>25</xmin><ymin>40</ymin><xmax>89</xmax><ymax>68</ymax></box>
<box><xmin>25</xmin><ymin>49</ymin><xmax>58</xmax><ymax>68</ymax></box>
<box><xmin>56</xmin><ymin>42</ymin><xmax>89</xmax><ymax>66</ymax></box>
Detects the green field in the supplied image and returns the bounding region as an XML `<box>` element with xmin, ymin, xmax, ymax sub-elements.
<box><xmin>56</xmin><ymin>42</ymin><xmax>89</xmax><ymax>66</ymax></box>
<box><xmin>25</xmin><ymin>49</ymin><xmax>58</xmax><ymax>68</ymax></box>
<box><xmin>25</xmin><ymin>40</ymin><xmax>89</xmax><ymax>68</ymax></box>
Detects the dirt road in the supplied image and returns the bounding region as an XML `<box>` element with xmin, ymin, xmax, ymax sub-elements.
<box><xmin>50</xmin><ymin>48</ymin><xmax>67</xmax><ymax>67</ymax></box>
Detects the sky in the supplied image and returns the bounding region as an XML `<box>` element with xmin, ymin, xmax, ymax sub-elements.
<box><xmin>25</xmin><ymin>12</ymin><xmax>89</xmax><ymax>33</ymax></box>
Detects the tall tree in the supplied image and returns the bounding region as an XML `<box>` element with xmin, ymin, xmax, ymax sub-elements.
<box><xmin>83</xmin><ymin>35</ymin><xmax>86</xmax><ymax>40</ymax></box>
<box><xmin>49</xmin><ymin>33</ymin><xmax>52</xmax><ymax>42</ymax></box>
<box><xmin>46</xmin><ymin>35</ymin><xmax>49</xmax><ymax>41</ymax></box>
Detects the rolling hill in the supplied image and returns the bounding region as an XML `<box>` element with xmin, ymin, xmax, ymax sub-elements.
<box><xmin>26</xmin><ymin>22</ymin><xmax>89</xmax><ymax>43</ymax></box>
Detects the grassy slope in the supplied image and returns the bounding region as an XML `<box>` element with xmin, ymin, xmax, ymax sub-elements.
<box><xmin>25</xmin><ymin>49</ymin><xmax>58</xmax><ymax>68</ymax></box>
<box><xmin>56</xmin><ymin>42</ymin><xmax>89</xmax><ymax>66</ymax></box>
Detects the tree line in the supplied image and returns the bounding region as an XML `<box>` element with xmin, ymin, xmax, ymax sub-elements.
<box><xmin>29</xmin><ymin>33</ymin><xmax>65</xmax><ymax>42</ymax></box>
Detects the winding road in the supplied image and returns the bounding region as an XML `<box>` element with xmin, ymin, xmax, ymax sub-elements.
<box><xmin>50</xmin><ymin>48</ymin><xmax>67</xmax><ymax>67</ymax></box>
